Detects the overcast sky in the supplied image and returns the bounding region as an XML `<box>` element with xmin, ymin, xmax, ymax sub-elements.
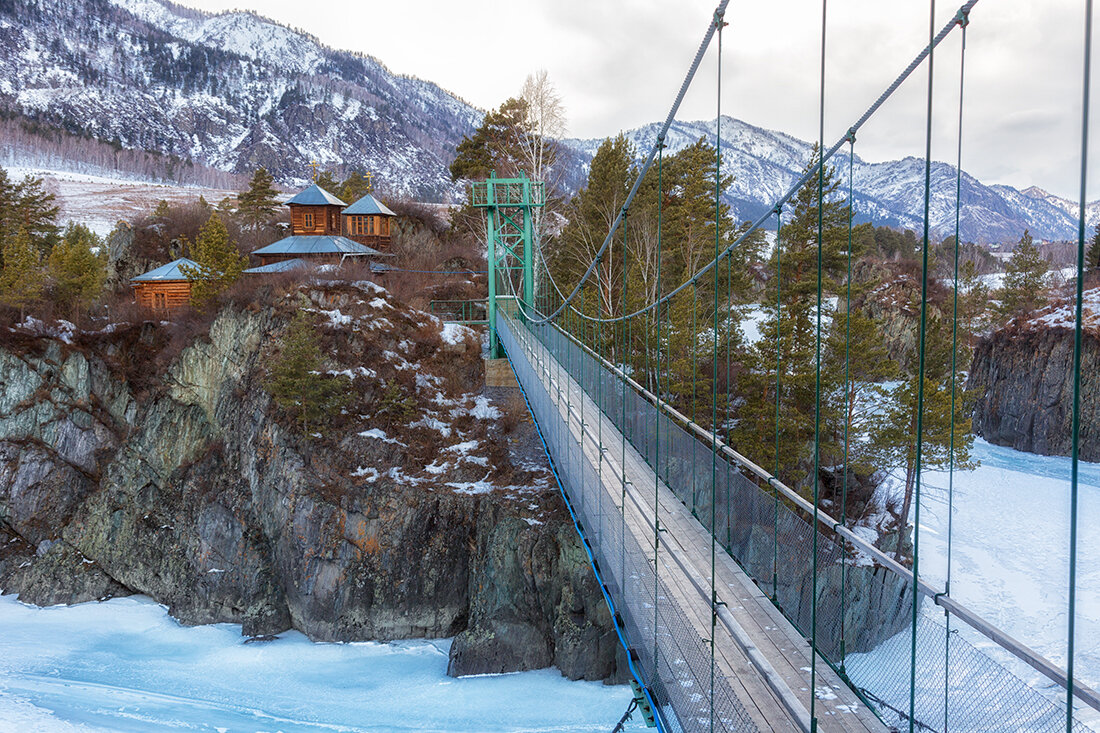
<box><xmin>176</xmin><ymin>0</ymin><xmax>1097</xmax><ymax>200</ymax></box>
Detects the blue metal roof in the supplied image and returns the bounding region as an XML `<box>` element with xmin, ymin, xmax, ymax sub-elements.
<box><xmin>243</xmin><ymin>258</ymin><xmax>311</xmax><ymax>274</ymax></box>
<box><xmin>343</xmin><ymin>193</ymin><xmax>396</xmax><ymax>216</ymax></box>
<box><xmin>251</xmin><ymin>235</ymin><xmax>389</xmax><ymax>257</ymax></box>
<box><xmin>131</xmin><ymin>258</ymin><xmax>199</xmax><ymax>282</ymax></box>
<box><xmin>286</xmin><ymin>184</ymin><xmax>347</xmax><ymax>207</ymax></box>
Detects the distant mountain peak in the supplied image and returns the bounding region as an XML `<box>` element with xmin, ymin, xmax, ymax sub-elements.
<box><xmin>563</xmin><ymin>117</ymin><xmax>1097</xmax><ymax>244</ymax></box>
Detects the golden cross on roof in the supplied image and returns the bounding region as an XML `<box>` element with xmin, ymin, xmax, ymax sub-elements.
<box><xmin>365</xmin><ymin>171</ymin><xmax>374</xmax><ymax>193</ymax></box>
<box><xmin>309</xmin><ymin>160</ymin><xmax>319</xmax><ymax>182</ymax></box>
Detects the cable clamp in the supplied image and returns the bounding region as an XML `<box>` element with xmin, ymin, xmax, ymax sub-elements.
<box><xmin>713</xmin><ymin>9</ymin><xmax>727</xmax><ymax>28</ymax></box>
<box><xmin>845</xmin><ymin>128</ymin><xmax>857</xmax><ymax>144</ymax></box>
<box><xmin>772</xmin><ymin>204</ymin><xmax>783</xmax><ymax>216</ymax></box>
<box><xmin>955</xmin><ymin>7</ymin><xmax>970</xmax><ymax>27</ymax></box>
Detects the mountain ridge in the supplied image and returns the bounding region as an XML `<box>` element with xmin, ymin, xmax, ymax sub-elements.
<box><xmin>562</xmin><ymin>117</ymin><xmax>1100</xmax><ymax>244</ymax></box>
<box><xmin>2</xmin><ymin>0</ymin><xmax>1095</xmax><ymax>243</ymax></box>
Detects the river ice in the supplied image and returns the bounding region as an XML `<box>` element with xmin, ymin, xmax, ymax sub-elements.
<box><xmin>857</xmin><ymin>437</ymin><xmax>1100</xmax><ymax>730</ymax></box>
<box><xmin>0</xmin><ymin>594</ymin><xmax>642</xmax><ymax>732</ymax></box>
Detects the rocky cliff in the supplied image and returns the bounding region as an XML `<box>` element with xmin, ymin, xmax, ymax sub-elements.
<box><xmin>0</xmin><ymin>281</ymin><xmax>622</xmax><ymax>681</ymax></box>
<box><xmin>969</xmin><ymin>289</ymin><xmax>1100</xmax><ymax>460</ymax></box>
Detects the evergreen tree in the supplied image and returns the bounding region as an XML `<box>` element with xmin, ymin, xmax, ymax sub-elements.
<box><xmin>180</xmin><ymin>213</ymin><xmax>247</xmax><ymax>308</ymax></box>
<box><xmin>265</xmin><ymin>310</ymin><xmax>349</xmax><ymax>433</ymax></box>
<box><xmin>999</xmin><ymin>229</ymin><xmax>1049</xmax><ymax>320</ymax></box>
<box><xmin>49</xmin><ymin>223</ymin><xmax>105</xmax><ymax>314</ymax></box>
<box><xmin>732</xmin><ymin>149</ymin><xmax>851</xmax><ymax>494</ymax></box>
<box><xmin>236</xmin><ymin>167</ymin><xmax>279</xmax><ymax>229</ymax></box>
<box><xmin>554</xmin><ymin>134</ymin><xmax>635</xmax><ymax>322</ymax></box>
<box><xmin>1088</xmin><ymin>223</ymin><xmax>1100</xmax><ymax>271</ymax></box>
<box><xmin>867</xmin><ymin>304</ymin><xmax>976</xmax><ymax>550</ymax></box>
<box><xmin>11</xmin><ymin>176</ymin><xmax>61</xmax><ymax>255</ymax></box>
<box><xmin>339</xmin><ymin>171</ymin><xmax>371</xmax><ymax>204</ymax></box>
<box><xmin>0</xmin><ymin>226</ymin><xmax>45</xmax><ymax>318</ymax></box>
<box><xmin>314</xmin><ymin>169</ymin><xmax>341</xmax><ymax>197</ymax></box>
<box><xmin>450</xmin><ymin>97</ymin><xmax>529</xmax><ymax>180</ymax></box>
<box><xmin>0</xmin><ymin>173</ymin><xmax>60</xmax><ymax>258</ymax></box>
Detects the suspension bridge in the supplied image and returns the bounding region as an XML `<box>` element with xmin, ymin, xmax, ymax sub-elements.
<box><xmin>462</xmin><ymin>1</ymin><xmax>1098</xmax><ymax>731</ymax></box>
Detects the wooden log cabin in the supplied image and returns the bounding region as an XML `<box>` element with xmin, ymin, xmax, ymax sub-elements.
<box><xmin>130</xmin><ymin>258</ymin><xmax>198</xmax><ymax>314</ymax></box>
<box><xmin>287</xmin><ymin>184</ymin><xmax>347</xmax><ymax>235</ymax></box>
<box><xmin>248</xmin><ymin>183</ymin><xmax>392</xmax><ymax>267</ymax></box>
<box><xmin>342</xmin><ymin>193</ymin><xmax>396</xmax><ymax>251</ymax></box>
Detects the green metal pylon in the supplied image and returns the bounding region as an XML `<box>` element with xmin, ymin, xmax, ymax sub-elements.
<box><xmin>470</xmin><ymin>171</ymin><xmax>545</xmax><ymax>358</ymax></box>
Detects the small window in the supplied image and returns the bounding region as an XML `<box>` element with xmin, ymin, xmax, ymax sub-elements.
<box><xmin>303</xmin><ymin>212</ymin><xmax>315</xmax><ymax>229</ymax></box>
<box><xmin>154</xmin><ymin>291</ymin><xmax>167</xmax><ymax>312</ymax></box>
<box><xmin>382</xmin><ymin>218</ymin><xmax>390</xmax><ymax>236</ymax></box>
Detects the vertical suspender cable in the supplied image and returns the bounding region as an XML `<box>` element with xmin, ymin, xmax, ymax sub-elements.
<box><xmin>773</xmin><ymin>205</ymin><xmax>782</xmax><ymax>603</ymax></box>
<box><xmin>945</xmin><ymin>10</ymin><xmax>969</xmax><ymax>731</ymax></box>
<box><xmin>693</xmin><ymin>282</ymin><xmax>700</xmax><ymax>513</ymax></box>
<box><xmin>810</xmin><ymin>1</ymin><xmax>827</xmax><ymax>728</ymax></box>
<box><xmin>710</xmin><ymin>15</ymin><xmax>725</xmax><ymax>731</ymax></box>
<box><xmin>911</xmin><ymin>2</ymin><xmax>937</xmax><ymax>731</ymax></box>
<box><xmin>654</xmin><ymin>142</ymin><xmax>664</xmax><ymax>677</ymax></box>
<box><xmin>693</xmin><ymin>281</ymin><xmax>700</xmax><ymax>514</ymax></box>
<box><xmin>1068</xmin><ymin>1</ymin><xmax>1092</xmax><ymax>730</ymax></box>
<box><xmin>840</xmin><ymin>135</ymin><xmax>854</xmax><ymax>675</ymax></box>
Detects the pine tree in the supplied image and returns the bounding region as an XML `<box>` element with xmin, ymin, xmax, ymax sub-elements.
<box><xmin>12</xmin><ymin>176</ymin><xmax>61</xmax><ymax>255</ymax></box>
<box><xmin>339</xmin><ymin>171</ymin><xmax>371</xmax><ymax>203</ymax></box>
<box><xmin>49</xmin><ymin>223</ymin><xmax>106</xmax><ymax>314</ymax></box>
<box><xmin>999</xmin><ymin>229</ymin><xmax>1049</xmax><ymax>320</ymax></box>
<box><xmin>450</xmin><ymin>97</ymin><xmax>529</xmax><ymax>180</ymax></box>
<box><xmin>1088</xmin><ymin>223</ymin><xmax>1100</xmax><ymax>271</ymax></box>
<box><xmin>315</xmin><ymin>170</ymin><xmax>341</xmax><ymax>197</ymax></box>
<box><xmin>866</xmin><ymin>289</ymin><xmax>976</xmax><ymax>551</ymax></box>
<box><xmin>0</xmin><ymin>226</ymin><xmax>45</xmax><ymax>319</ymax></box>
<box><xmin>265</xmin><ymin>310</ymin><xmax>349</xmax><ymax>433</ymax></box>
<box><xmin>732</xmin><ymin>148</ymin><xmax>850</xmax><ymax>494</ymax></box>
<box><xmin>236</xmin><ymin>167</ymin><xmax>279</xmax><ymax>229</ymax></box>
<box><xmin>180</xmin><ymin>213</ymin><xmax>247</xmax><ymax>308</ymax></box>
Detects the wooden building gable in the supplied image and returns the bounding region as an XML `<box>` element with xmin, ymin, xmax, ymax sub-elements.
<box><xmin>342</xmin><ymin>193</ymin><xmax>396</xmax><ymax>250</ymax></box>
<box><xmin>286</xmin><ymin>184</ymin><xmax>348</xmax><ymax>237</ymax></box>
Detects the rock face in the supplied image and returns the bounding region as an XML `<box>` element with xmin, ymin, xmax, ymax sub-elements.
<box><xmin>969</xmin><ymin>296</ymin><xmax>1100</xmax><ymax>460</ymax></box>
<box><xmin>0</xmin><ymin>283</ymin><xmax>621</xmax><ymax>681</ymax></box>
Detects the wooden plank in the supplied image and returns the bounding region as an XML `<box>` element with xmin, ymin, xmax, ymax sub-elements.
<box><xmin>515</xmin><ymin>326</ymin><xmax>888</xmax><ymax>733</ymax></box>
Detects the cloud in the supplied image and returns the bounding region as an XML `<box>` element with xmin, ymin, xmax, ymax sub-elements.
<box><xmin>175</xmin><ymin>0</ymin><xmax>1098</xmax><ymax>199</ymax></box>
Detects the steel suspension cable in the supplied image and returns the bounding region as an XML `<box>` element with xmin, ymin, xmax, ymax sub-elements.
<box><xmin>538</xmin><ymin>0</ymin><xmax>980</xmax><ymax>328</ymax></box>
<box><xmin>773</xmin><ymin>205</ymin><xmax>783</xmax><ymax>603</ymax></box>
<box><xmin>810</xmin><ymin>1</ymin><xmax>827</xmax><ymax>727</ymax></box>
<box><xmin>910</xmin><ymin>2</ymin><xmax>937</xmax><ymax>731</ymax></box>
<box><xmin>534</xmin><ymin>1</ymin><xmax>731</xmax><ymax>325</ymax></box>
<box><xmin>945</xmin><ymin>9</ymin><xmax>969</xmax><ymax>731</ymax></box>
<box><xmin>840</xmin><ymin>135</ymin><xmax>854</xmax><ymax>676</ymax></box>
<box><xmin>710</xmin><ymin>15</ymin><xmax>725</xmax><ymax>731</ymax></box>
<box><xmin>1067</xmin><ymin>1</ymin><xmax>1092</xmax><ymax>730</ymax></box>
<box><xmin>653</xmin><ymin>143</ymin><xmax>663</xmax><ymax>682</ymax></box>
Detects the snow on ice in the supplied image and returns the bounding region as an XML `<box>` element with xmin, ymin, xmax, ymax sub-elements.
<box><xmin>0</xmin><ymin>594</ymin><xmax>640</xmax><ymax>732</ymax></box>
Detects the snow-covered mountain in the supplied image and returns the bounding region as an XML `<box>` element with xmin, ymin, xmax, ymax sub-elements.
<box><xmin>564</xmin><ymin>118</ymin><xmax>1099</xmax><ymax>244</ymax></box>
<box><xmin>0</xmin><ymin>0</ymin><xmax>482</xmax><ymax>199</ymax></box>
<box><xmin>2</xmin><ymin>0</ymin><xmax>1094</xmax><ymax>241</ymax></box>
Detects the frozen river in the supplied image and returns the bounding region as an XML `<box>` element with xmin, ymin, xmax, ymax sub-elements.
<box><xmin>0</xmin><ymin>594</ymin><xmax>642</xmax><ymax>732</ymax></box>
<box><xmin>0</xmin><ymin>438</ymin><xmax>1095</xmax><ymax>732</ymax></box>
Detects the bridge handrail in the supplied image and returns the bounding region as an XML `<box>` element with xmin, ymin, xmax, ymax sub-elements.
<box><xmin>523</xmin><ymin>311</ymin><xmax>1100</xmax><ymax>713</ymax></box>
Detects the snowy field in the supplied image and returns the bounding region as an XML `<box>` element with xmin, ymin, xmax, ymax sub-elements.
<box><xmin>0</xmin><ymin>595</ymin><xmax>642</xmax><ymax>733</ymax></box>
<box><xmin>3</xmin><ymin>166</ymin><xmax>245</xmax><ymax>237</ymax></box>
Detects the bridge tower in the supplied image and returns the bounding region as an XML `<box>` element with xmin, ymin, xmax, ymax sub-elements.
<box><xmin>469</xmin><ymin>171</ymin><xmax>545</xmax><ymax>359</ymax></box>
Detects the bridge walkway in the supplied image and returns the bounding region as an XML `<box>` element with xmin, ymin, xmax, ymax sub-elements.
<box><xmin>503</xmin><ymin>314</ymin><xmax>886</xmax><ymax>733</ymax></box>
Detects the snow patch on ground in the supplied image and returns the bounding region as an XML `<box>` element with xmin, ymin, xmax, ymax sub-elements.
<box><xmin>358</xmin><ymin>428</ymin><xmax>407</xmax><ymax>447</ymax></box>
<box><xmin>441</xmin><ymin>322</ymin><xmax>474</xmax><ymax>345</ymax></box>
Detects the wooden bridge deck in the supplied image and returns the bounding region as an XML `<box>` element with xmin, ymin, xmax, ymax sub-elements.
<box><xmin>516</xmin><ymin>325</ymin><xmax>887</xmax><ymax>733</ymax></box>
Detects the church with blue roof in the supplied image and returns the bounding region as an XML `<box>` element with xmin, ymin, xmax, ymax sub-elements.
<box><xmin>248</xmin><ymin>184</ymin><xmax>395</xmax><ymax>269</ymax></box>
<box><xmin>130</xmin><ymin>181</ymin><xmax>398</xmax><ymax>313</ymax></box>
